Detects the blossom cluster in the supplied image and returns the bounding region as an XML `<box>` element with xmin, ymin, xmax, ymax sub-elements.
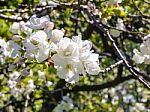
<box><xmin>8</xmin><ymin>71</ymin><xmax>35</xmax><ymax>97</ymax></box>
<box><xmin>53</xmin><ymin>96</ymin><xmax>74</xmax><ymax>112</ymax></box>
<box><xmin>105</xmin><ymin>79</ymin><xmax>149</xmax><ymax>112</ymax></box>
<box><xmin>0</xmin><ymin>15</ymin><xmax>100</xmax><ymax>83</ymax></box>
<box><xmin>133</xmin><ymin>34</ymin><xmax>150</xmax><ymax>64</ymax></box>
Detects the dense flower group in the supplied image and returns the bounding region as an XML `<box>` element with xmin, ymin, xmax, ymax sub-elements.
<box><xmin>0</xmin><ymin>15</ymin><xmax>100</xmax><ymax>83</ymax></box>
<box><xmin>8</xmin><ymin>71</ymin><xmax>35</xmax><ymax>97</ymax></box>
<box><xmin>133</xmin><ymin>34</ymin><xmax>150</xmax><ymax>64</ymax></box>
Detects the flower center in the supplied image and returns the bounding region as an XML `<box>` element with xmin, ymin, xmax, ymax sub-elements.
<box><xmin>64</xmin><ymin>48</ymin><xmax>71</xmax><ymax>56</ymax></box>
<box><xmin>30</xmin><ymin>38</ymin><xmax>39</xmax><ymax>45</ymax></box>
<box><xmin>66</xmin><ymin>64</ymin><xmax>72</xmax><ymax>71</ymax></box>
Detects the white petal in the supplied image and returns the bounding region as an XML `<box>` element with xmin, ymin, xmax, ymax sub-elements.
<box><xmin>29</xmin><ymin>30</ymin><xmax>47</xmax><ymax>45</ymax></box>
<box><xmin>19</xmin><ymin>21</ymin><xmax>32</xmax><ymax>35</ymax></box>
<box><xmin>133</xmin><ymin>49</ymin><xmax>145</xmax><ymax>64</ymax></box>
<box><xmin>10</xmin><ymin>22</ymin><xmax>20</xmax><ymax>34</ymax></box>
<box><xmin>48</xmin><ymin>29</ymin><xmax>64</xmax><ymax>43</ymax></box>
<box><xmin>27</xmin><ymin>15</ymin><xmax>50</xmax><ymax>30</ymax></box>
<box><xmin>85</xmin><ymin>61</ymin><xmax>100</xmax><ymax>75</ymax></box>
<box><xmin>35</xmin><ymin>42</ymin><xmax>50</xmax><ymax>62</ymax></box>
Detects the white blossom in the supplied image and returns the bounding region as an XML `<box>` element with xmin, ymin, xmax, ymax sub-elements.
<box><xmin>72</xmin><ymin>35</ymin><xmax>100</xmax><ymax>75</ymax></box>
<box><xmin>52</xmin><ymin>54</ymin><xmax>83</xmax><ymax>83</ymax></box>
<box><xmin>135</xmin><ymin>103</ymin><xmax>145</xmax><ymax>111</ymax></box>
<box><xmin>27</xmin><ymin>15</ymin><xmax>53</xmax><ymax>31</ymax></box>
<box><xmin>38</xmin><ymin>70</ymin><xmax>45</xmax><ymax>80</ymax></box>
<box><xmin>56</xmin><ymin>37</ymin><xmax>79</xmax><ymax>59</ymax></box>
<box><xmin>53</xmin><ymin>96</ymin><xmax>74</xmax><ymax>112</ymax></box>
<box><xmin>132</xmin><ymin>49</ymin><xmax>145</xmax><ymax>64</ymax></box>
<box><xmin>116</xmin><ymin>18</ymin><xmax>125</xmax><ymax>30</ymax></box>
<box><xmin>29</xmin><ymin>30</ymin><xmax>47</xmax><ymax>44</ymax></box>
<box><xmin>84</xmin><ymin>53</ymin><xmax>100</xmax><ymax>75</ymax></box>
<box><xmin>0</xmin><ymin>74</ymin><xmax>4</xmax><ymax>80</ymax></box>
<box><xmin>72</xmin><ymin>35</ymin><xmax>92</xmax><ymax>61</ymax></box>
<box><xmin>7</xmin><ymin>40</ymin><xmax>21</xmax><ymax>58</ymax></box>
<box><xmin>44</xmin><ymin>21</ymin><xmax>54</xmax><ymax>32</ymax></box>
<box><xmin>133</xmin><ymin>36</ymin><xmax>150</xmax><ymax>64</ymax></box>
<box><xmin>7</xmin><ymin>15</ymin><xmax>101</xmax><ymax>83</ymax></box>
<box><xmin>23</xmin><ymin>30</ymin><xmax>50</xmax><ymax>62</ymax></box>
<box><xmin>19</xmin><ymin>21</ymin><xmax>32</xmax><ymax>35</ymax></box>
<box><xmin>25</xmin><ymin>80</ymin><xmax>35</xmax><ymax>94</ymax></box>
<box><xmin>9</xmin><ymin>22</ymin><xmax>20</xmax><ymax>34</ymax></box>
<box><xmin>143</xmin><ymin>34</ymin><xmax>150</xmax><ymax>40</ymax></box>
<box><xmin>23</xmin><ymin>38</ymin><xmax>37</xmax><ymax>60</ymax></box>
<box><xmin>9</xmin><ymin>71</ymin><xmax>20</xmax><ymax>80</ymax></box>
<box><xmin>52</xmin><ymin>35</ymin><xmax>100</xmax><ymax>83</ymax></box>
<box><xmin>123</xmin><ymin>94</ymin><xmax>135</xmax><ymax>103</ymax></box>
<box><xmin>53</xmin><ymin>104</ymin><xmax>63</xmax><ymax>112</ymax></box>
<box><xmin>0</xmin><ymin>55</ymin><xmax>5</xmax><ymax>64</ymax></box>
<box><xmin>8</xmin><ymin>71</ymin><xmax>24</xmax><ymax>97</ymax></box>
<box><xmin>0</xmin><ymin>39</ymin><xmax>21</xmax><ymax>58</ymax></box>
<box><xmin>10</xmin><ymin>21</ymin><xmax>32</xmax><ymax>35</ymax></box>
<box><xmin>46</xmin><ymin>81</ymin><xmax>53</xmax><ymax>87</ymax></box>
<box><xmin>52</xmin><ymin>37</ymin><xmax>85</xmax><ymax>83</ymax></box>
<box><xmin>0</xmin><ymin>39</ymin><xmax>7</xmax><ymax>53</ymax></box>
<box><xmin>35</xmin><ymin>41</ymin><xmax>50</xmax><ymax>62</ymax></box>
<box><xmin>39</xmin><ymin>0</ymin><xmax>47</xmax><ymax>6</ymax></box>
<box><xmin>48</xmin><ymin>29</ymin><xmax>64</xmax><ymax>44</ymax></box>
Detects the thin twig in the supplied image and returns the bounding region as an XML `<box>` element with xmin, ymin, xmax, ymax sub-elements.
<box><xmin>81</xmin><ymin>6</ymin><xmax>150</xmax><ymax>89</ymax></box>
<box><xmin>99</xmin><ymin>60</ymin><xmax>123</xmax><ymax>73</ymax></box>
